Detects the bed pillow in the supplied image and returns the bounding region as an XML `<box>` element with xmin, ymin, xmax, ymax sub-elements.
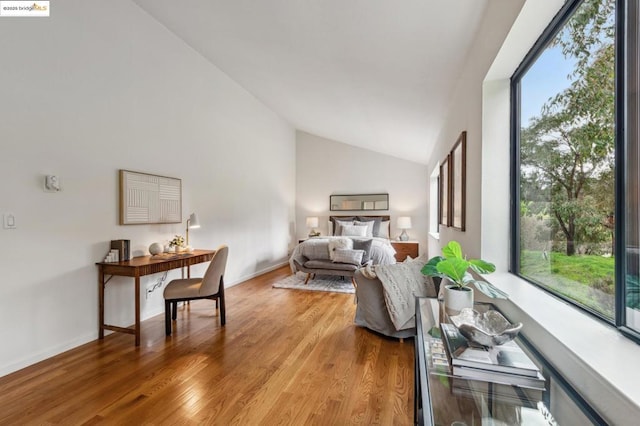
<box><xmin>356</xmin><ymin>216</ymin><xmax>382</xmax><ymax>237</ymax></box>
<box><xmin>341</xmin><ymin>224</ymin><xmax>368</xmax><ymax>237</ymax></box>
<box><xmin>352</xmin><ymin>238</ymin><xmax>373</xmax><ymax>264</ymax></box>
<box><xmin>354</xmin><ymin>220</ymin><xmax>375</xmax><ymax>237</ymax></box>
<box><xmin>333</xmin><ymin>218</ymin><xmax>355</xmax><ymax>236</ymax></box>
<box><xmin>374</xmin><ymin>220</ymin><xmax>390</xmax><ymax>239</ymax></box>
<box><xmin>332</xmin><ymin>249</ymin><xmax>365</xmax><ymax>265</ymax></box>
<box><xmin>328</xmin><ymin>237</ymin><xmax>353</xmax><ymax>260</ymax></box>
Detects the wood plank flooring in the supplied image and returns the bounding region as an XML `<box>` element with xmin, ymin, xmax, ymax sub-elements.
<box><xmin>0</xmin><ymin>266</ymin><xmax>414</xmax><ymax>425</ymax></box>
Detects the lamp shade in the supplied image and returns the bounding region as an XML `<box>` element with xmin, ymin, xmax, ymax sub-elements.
<box><xmin>306</xmin><ymin>216</ymin><xmax>319</xmax><ymax>228</ymax></box>
<box><xmin>397</xmin><ymin>216</ymin><xmax>412</xmax><ymax>229</ymax></box>
<box><xmin>188</xmin><ymin>213</ymin><xmax>200</xmax><ymax>229</ymax></box>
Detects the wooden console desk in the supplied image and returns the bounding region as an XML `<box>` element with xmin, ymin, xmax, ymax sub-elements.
<box><xmin>96</xmin><ymin>249</ymin><xmax>216</xmax><ymax>346</ymax></box>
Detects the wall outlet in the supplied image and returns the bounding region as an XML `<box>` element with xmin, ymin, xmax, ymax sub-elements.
<box><xmin>3</xmin><ymin>213</ymin><xmax>16</xmax><ymax>229</ymax></box>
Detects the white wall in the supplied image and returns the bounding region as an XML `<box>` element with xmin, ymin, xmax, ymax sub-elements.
<box><xmin>426</xmin><ymin>0</ymin><xmax>526</xmax><ymax>260</ymax></box>
<box><xmin>296</xmin><ymin>131</ymin><xmax>428</xmax><ymax>252</ymax></box>
<box><xmin>0</xmin><ymin>0</ymin><xmax>295</xmax><ymax>376</ymax></box>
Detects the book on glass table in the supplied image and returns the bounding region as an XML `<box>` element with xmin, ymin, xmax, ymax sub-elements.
<box><xmin>451</xmin><ymin>364</ymin><xmax>546</xmax><ymax>389</ymax></box>
<box><xmin>440</xmin><ymin>323</ymin><xmax>541</xmax><ymax>378</ymax></box>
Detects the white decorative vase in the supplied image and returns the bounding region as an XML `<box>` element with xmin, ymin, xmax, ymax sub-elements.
<box><xmin>149</xmin><ymin>242</ymin><xmax>163</xmax><ymax>255</ymax></box>
<box><xmin>443</xmin><ymin>284</ymin><xmax>474</xmax><ymax>316</ymax></box>
<box><xmin>175</xmin><ymin>245</ymin><xmax>186</xmax><ymax>253</ymax></box>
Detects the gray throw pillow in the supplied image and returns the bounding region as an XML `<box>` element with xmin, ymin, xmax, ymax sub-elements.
<box><xmin>352</xmin><ymin>238</ymin><xmax>373</xmax><ymax>264</ymax></box>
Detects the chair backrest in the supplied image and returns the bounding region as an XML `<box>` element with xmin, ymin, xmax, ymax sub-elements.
<box><xmin>199</xmin><ymin>245</ymin><xmax>229</xmax><ymax>297</ymax></box>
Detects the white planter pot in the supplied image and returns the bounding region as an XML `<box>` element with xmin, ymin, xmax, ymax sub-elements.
<box><xmin>443</xmin><ymin>284</ymin><xmax>474</xmax><ymax>316</ymax></box>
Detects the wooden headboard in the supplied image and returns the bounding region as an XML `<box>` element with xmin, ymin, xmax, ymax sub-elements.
<box><xmin>329</xmin><ymin>215</ymin><xmax>390</xmax><ymax>222</ymax></box>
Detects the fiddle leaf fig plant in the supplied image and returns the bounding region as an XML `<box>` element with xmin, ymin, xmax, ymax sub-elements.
<box><xmin>421</xmin><ymin>241</ymin><xmax>508</xmax><ymax>299</ymax></box>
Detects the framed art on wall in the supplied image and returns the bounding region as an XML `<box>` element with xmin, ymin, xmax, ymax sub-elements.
<box><xmin>450</xmin><ymin>131</ymin><xmax>467</xmax><ymax>231</ymax></box>
<box><xmin>119</xmin><ymin>170</ymin><xmax>182</xmax><ymax>225</ymax></box>
<box><xmin>439</xmin><ymin>155</ymin><xmax>450</xmax><ymax>227</ymax></box>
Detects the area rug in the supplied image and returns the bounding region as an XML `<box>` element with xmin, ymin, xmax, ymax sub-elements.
<box><xmin>272</xmin><ymin>272</ymin><xmax>355</xmax><ymax>294</ymax></box>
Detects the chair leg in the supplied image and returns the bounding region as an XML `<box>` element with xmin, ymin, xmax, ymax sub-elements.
<box><xmin>304</xmin><ymin>273</ymin><xmax>311</xmax><ymax>284</ymax></box>
<box><xmin>165</xmin><ymin>300</ymin><xmax>172</xmax><ymax>336</ymax></box>
<box><xmin>219</xmin><ymin>278</ymin><xmax>226</xmax><ymax>326</ymax></box>
<box><xmin>172</xmin><ymin>301</ymin><xmax>178</xmax><ymax>320</ymax></box>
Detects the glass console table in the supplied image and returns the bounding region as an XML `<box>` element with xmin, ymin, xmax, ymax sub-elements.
<box><xmin>414</xmin><ymin>298</ymin><xmax>606</xmax><ymax>426</ymax></box>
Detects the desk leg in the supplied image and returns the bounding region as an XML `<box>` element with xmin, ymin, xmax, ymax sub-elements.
<box><xmin>135</xmin><ymin>276</ymin><xmax>141</xmax><ymax>346</ymax></box>
<box><xmin>99</xmin><ymin>267</ymin><xmax>105</xmax><ymax>339</ymax></box>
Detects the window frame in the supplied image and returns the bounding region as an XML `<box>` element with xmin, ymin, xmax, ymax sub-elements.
<box><xmin>617</xmin><ymin>0</ymin><xmax>640</xmax><ymax>342</ymax></box>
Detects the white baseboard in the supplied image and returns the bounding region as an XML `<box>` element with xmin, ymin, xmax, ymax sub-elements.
<box><xmin>227</xmin><ymin>261</ymin><xmax>290</xmax><ymax>287</ymax></box>
<box><xmin>0</xmin><ymin>331</ymin><xmax>97</xmax><ymax>378</ymax></box>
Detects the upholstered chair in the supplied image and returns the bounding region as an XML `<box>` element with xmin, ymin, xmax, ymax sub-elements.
<box><xmin>163</xmin><ymin>245</ymin><xmax>228</xmax><ymax>336</ymax></box>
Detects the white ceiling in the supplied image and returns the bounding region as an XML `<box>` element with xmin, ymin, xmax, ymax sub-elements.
<box><xmin>132</xmin><ymin>0</ymin><xmax>489</xmax><ymax>164</ymax></box>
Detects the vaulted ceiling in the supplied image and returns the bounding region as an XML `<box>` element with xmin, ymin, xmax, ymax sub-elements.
<box><xmin>133</xmin><ymin>0</ymin><xmax>489</xmax><ymax>164</ymax></box>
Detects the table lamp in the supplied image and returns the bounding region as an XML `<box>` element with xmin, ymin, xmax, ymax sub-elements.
<box><xmin>397</xmin><ymin>216</ymin><xmax>412</xmax><ymax>241</ymax></box>
<box><xmin>186</xmin><ymin>213</ymin><xmax>200</xmax><ymax>246</ymax></box>
<box><xmin>306</xmin><ymin>216</ymin><xmax>320</xmax><ymax>237</ymax></box>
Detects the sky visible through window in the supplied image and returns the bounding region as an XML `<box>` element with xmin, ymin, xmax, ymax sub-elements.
<box><xmin>521</xmin><ymin>45</ymin><xmax>576</xmax><ymax>125</ymax></box>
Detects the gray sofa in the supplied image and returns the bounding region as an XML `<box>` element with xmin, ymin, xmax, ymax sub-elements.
<box><xmin>293</xmin><ymin>257</ymin><xmax>360</xmax><ymax>284</ymax></box>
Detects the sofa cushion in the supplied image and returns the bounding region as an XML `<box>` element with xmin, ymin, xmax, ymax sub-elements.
<box><xmin>332</xmin><ymin>249</ymin><xmax>365</xmax><ymax>265</ymax></box>
<box><xmin>304</xmin><ymin>259</ymin><xmax>358</xmax><ymax>271</ymax></box>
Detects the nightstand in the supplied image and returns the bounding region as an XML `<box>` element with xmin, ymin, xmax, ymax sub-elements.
<box><xmin>390</xmin><ymin>241</ymin><xmax>419</xmax><ymax>262</ymax></box>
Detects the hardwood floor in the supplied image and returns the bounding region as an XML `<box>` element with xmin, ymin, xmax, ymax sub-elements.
<box><xmin>0</xmin><ymin>266</ymin><xmax>414</xmax><ymax>425</ymax></box>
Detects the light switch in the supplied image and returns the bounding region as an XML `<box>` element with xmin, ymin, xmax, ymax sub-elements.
<box><xmin>3</xmin><ymin>213</ymin><xmax>16</xmax><ymax>229</ymax></box>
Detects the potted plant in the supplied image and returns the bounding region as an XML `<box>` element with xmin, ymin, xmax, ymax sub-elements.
<box><xmin>169</xmin><ymin>235</ymin><xmax>186</xmax><ymax>252</ymax></box>
<box><xmin>421</xmin><ymin>241</ymin><xmax>506</xmax><ymax>314</ymax></box>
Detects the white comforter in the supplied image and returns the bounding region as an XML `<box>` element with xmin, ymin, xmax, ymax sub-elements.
<box><xmin>289</xmin><ymin>236</ymin><xmax>396</xmax><ymax>273</ymax></box>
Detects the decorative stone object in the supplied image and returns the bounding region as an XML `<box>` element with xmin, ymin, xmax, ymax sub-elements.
<box><xmin>149</xmin><ymin>242</ymin><xmax>163</xmax><ymax>255</ymax></box>
<box><xmin>449</xmin><ymin>308</ymin><xmax>523</xmax><ymax>347</ymax></box>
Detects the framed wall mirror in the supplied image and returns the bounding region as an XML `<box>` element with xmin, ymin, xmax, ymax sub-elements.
<box><xmin>330</xmin><ymin>193</ymin><xmax>389</xmax><ymax>211</ymax></box>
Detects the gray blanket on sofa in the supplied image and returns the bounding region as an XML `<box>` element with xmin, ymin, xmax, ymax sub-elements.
<box><xmin>372</xmin><ymin>258</ymin><xmax>434</xmax><ymax>330</ymax></box>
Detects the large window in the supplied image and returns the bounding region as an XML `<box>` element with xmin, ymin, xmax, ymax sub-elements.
<box><xmin>512</xmin><ymin>0</ymin><xmax>629</xmax><ymax>325</ymax></box>
<box><xmin>513</xmin><ymin>0</ymin><xmax>616</xmax><ymax>318</ymax></box>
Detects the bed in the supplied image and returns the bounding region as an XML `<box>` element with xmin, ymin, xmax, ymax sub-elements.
<box><xmin>289</xmin><ymin>215</ymin><xmax>397</xmax><ymax>283</ymax></box>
